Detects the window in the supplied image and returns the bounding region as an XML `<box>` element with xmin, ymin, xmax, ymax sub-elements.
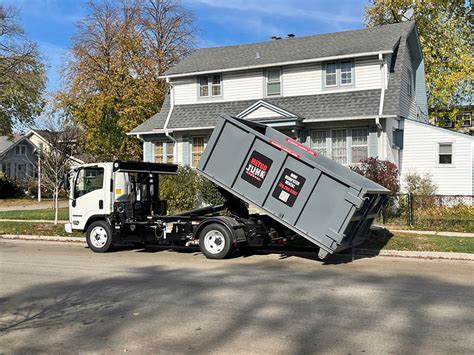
<box><xmin>351</xmin><ymin>128</ymin><xmax>368</xmax><ymax>163</ymax></box>
<box><xmin>438</xmin><ymin>143</ymin><xmax>452</xmax><ymax>164</ymax></box>
<box><xmin>437</xmin><ymin>117</ymin><xmax>453</xmax><ymax>128</ymax></box>
<box><xmin>340</xmin><ymin>60</ymin><xmax>353</xmax><ymax>85</ymax></box>
<box><xmin>15</xmin><ymin>145</ymin><xmax>27</xmax><ymax>156</ymax></box>
<box><xmin>457</xmin><ymin>113</ymin><xmax>472</xmax><ymax>127</ymax></box>
<box><xmin>310</xmin><ymin>130</ymin><xmax>328</xmax><ymax>157</ymax></box>
<box><xmin>266</xmin><ymin>68</ymin><xmax>281</xmax><ymax>96</ymax></box>
<box><xmin>331</xmin><ymin>129</ymin><xmax>347</xmax><ymax>164</ymax></box>
<box><xmin>191</xmin><ymin>136</ymin><xmax>205</xmax><ymax>168</ymax></box>
<box><xmin>74</xmin><ymin>167</ymin><xmax>104</xmax><ymax>198</ymax></box>
<box><xmin>155</xmin><ymin>141</ymin><xmax>174</xmax><ymax>163</ymax></box>
<box><xmin>199</xmin><ymin>74</ymin><xmax>221</xmax><ymax>97</ymax></box>
<box><xmin>325</xmin><ymin>62</ymin><xmax>337</xmax><ymax>87</ymax></box>
<box><xmin>407</xmin><ymin>68</ymin><xmax>413</xmax><ymax>97</ymax></box>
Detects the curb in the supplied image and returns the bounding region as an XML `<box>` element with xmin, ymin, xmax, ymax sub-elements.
<box><xmin>0</xmin><ymin>219</ymin><xmax>68</xmax><ymax>224</ymax></box>
<box><xmin>0</xmin><ymin>234</ymin><xmax>85</xmax><ymax>244</ymax></box>
<box><xmin>1</xmin><ymin>234</ymin><xmax>473</xmax><ymax>261</ymax></box>
<box><xmin>354</xmin><ymin>248</ymin><xmax>474</xmax><ymax>261</ymax></box>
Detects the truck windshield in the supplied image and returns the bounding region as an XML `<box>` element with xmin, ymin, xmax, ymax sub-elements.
<box><xmin>74</xmin><ymin>167</ymin><xmax>104</xmax><ymax>198</ymax></box>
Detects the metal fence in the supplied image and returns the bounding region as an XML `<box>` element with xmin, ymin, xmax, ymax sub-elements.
<box><xmin>379</xmin><ymin>194</ymin><xmax>474</xmax><ymax>232</ymax></box>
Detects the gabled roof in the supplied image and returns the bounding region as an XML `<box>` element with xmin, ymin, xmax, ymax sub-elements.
<box><xmin>0</xmin><ymin>135</ymin><xmax>31</xmax><ymax>156</ymax></box>
<box><xmin>164</xmin><ymin>21</ymin><xmax>415</xmax><ymax>77</ymax></box>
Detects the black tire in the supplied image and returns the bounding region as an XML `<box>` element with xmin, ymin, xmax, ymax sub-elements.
<box><xmin>86</xmin><ymin>220</ymin><xmax>113</xmax><ymax>253</ymax></box>
<box><xmin>199</xmin><ymin>223</ymin><xmax>234</xmax><ymax>259</ymax></box>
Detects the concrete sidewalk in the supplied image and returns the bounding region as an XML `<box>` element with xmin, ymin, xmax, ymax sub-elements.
<box><xmin>0</xmin><ymin>219</ymin><xmax>68</xmax><ymax>224</ymax></box>
<box><xmin>0</xmin><ymin>200</ymin><xmax>68</xmax><ymax>212</ymax></box>
<box><xmin>388</xmin><ymin>228</ymin><xmax>474</xmax><ymax>238</ymax></box>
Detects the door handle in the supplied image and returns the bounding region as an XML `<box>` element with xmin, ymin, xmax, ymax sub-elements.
<box><xmin>99</xmin><ymin>200</ymin><xmax>103</xmax><ymax>209</ymax></box>
<box><xmin>72</xmin><ymin>199</ymin><xmax>76</xmax><ymax>207</ymax></box>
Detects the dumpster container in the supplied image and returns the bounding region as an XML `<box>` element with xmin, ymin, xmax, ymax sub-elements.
<box><xmin>197</xmin><ymin>114</ymin><xmax>389</xmax><ymax>258</ymax></box>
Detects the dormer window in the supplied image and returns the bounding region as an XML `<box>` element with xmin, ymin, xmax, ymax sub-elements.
<box><xmin>266</xmin><ymin>68</ymin><xmax>281</xmax><ymax>96</ymax></box>
<box><xmin>199</xmin><ymin>74</ymin><xmax>221</xmax><ymax>98</ymax></box>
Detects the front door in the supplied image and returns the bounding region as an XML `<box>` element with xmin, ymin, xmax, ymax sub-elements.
<box><xmin>70</xmin><ymin>165</ymin><xmax>107</xmax><ymax>230</ymax></box>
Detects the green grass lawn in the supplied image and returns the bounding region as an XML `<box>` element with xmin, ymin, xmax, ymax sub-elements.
<box><xmin>360</xmin><ymin>231</ymin><xmax>474</xmax><ymax>253</ymax></box>
<box><xmin>0</xmin><ymin>208</ymin><xmax>69</xmax><ymax>221</ymax></box>
<box><xmin>0</xmin><ymin>221</ymin><xmax>82</xmax><ymax>237</ymax></box>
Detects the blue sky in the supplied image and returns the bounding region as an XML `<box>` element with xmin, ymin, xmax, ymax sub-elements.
<box><xmin>4</xmin><ymin>0</ymin><xmax>368</xmax><ymax>93</ymax></box>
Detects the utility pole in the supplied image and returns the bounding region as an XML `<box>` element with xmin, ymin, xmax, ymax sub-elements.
<box><xmin>37</xmin><ymin>149</ymin><xmax>41</xmax><ymax>202</ymax></box>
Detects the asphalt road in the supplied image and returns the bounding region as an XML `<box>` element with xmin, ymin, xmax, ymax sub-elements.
<box><xmin>0</xmin><ymin>240</ymin><xmax>473</xmax><ymax>354</ymax></box>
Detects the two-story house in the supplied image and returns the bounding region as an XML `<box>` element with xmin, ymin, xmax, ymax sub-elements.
<box><xmin>129</xmin><ymin>21</ymin><xmax>474</xmax><ymax>196</ymax></box>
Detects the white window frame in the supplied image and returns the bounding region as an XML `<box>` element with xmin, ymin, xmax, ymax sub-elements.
<box><xmin>266</xmin><ymin>67</ymin><xmax>282</xmax><ymax>96</ymax></box>
<box><xmin>191</xmin><ymin>136</ymin><xmax>206</xmax><ymax>168</ymax></box>
<box><xmin>407</xmin><ymin>68</ymin><xmax>413</xmax><ymax>97</ymax></box>
<box><xmin>15</xmin><ymin>144</ymin><xmax>27</xmax><ymax>156</ymax></box>
<box><xmin>154</xmin><ymin>141</ymin><xmax>175</xmax><ymax>164</ymax></box>
<box><xmin>198</xmin><ymin>74</ymin><xmax>222</xmax><ymax>98</ymax></box>
<box><xmin>437</xmin><ymin>142</ymin><xmax>454</xmax><ymax>166</ymax></box>
<box><xmin>457</xmin><ymin>113</ymin><xmax>471</xmax><ymax>127</ymax></box>
<box><xmin>310</xmin><ymin>130</ymin><xmax>328</xmax><ymax>157</ymax></box>
<box><xmin>340</xmin><ymin>60</ymin><xmax>353</xmax><ymax>86</ymax></box>
<box><xmin>351</xmin><ymin>127</ymin><xmax>369</xmax><ymax>164</ymax></box>
<box><xmin>324</xmin><ymin>62</ymin><xmax>338</xmax><ymax>87</ymax></box>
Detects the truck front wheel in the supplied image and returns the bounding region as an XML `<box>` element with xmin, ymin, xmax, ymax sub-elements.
<box><xmin>86</xmin><ymin>220</ymin><xmax>113</xmax><ymax>253</ymax></box>
<box><xmin>199</xmin><ymin>223</ymin><xmax>234</xmax><ymax>259</ymax></box>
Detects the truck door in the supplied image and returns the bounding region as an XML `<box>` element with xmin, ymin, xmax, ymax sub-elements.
<box><xmin>70</xmin><ymin>165</ymin><xmax>107</xmax><ymax>230</ymax></box>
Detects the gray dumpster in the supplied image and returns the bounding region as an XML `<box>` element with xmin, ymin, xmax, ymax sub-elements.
<box><xmin>197</xmin><ymin>114</ymin><xmax>389</xmax><ymax>257</ymax></box>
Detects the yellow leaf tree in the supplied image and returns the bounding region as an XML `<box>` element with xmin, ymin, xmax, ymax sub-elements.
<box><xmin>365</xmin><ymin>0</ymin><xmax>472</xmax><ymax>126</ymax></box>
<box><xmin>56</xmin><ymin>0</ymin><xmax>195</xmax><ymax>160</ymax></box>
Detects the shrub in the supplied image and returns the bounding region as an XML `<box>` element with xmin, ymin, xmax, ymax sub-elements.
<box><xmin>404</xmin><ymin>173</ymin><xmax>437</xmax><ymax>195</ymax></box>
<box><xmin>351</xmin><ymin>157</ymin><xmax>400</xmax><ymax>194</ymax></box>
<box><xmin>0</xmin><ymin>173</ymin><xmax>25</xmax><ymax>198</ymax></box>
<box><xmin>160</xmin><ymin>166</ymin><xmax>200</xmax><ymax>213</ymax></box>
<box><xmin>197</xmin><ymin>176</ymin><xmax>225</xmax><ymax>205</ymax></box>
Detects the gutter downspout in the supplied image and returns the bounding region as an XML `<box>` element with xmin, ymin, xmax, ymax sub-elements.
<box><xmin>163</xmin><ymin>78</ymin><xmax>176</xmax><ymax>143</ymax></box>
<box><xmin>376</xmin><ymin>53</ymin><xmax>385</xmax><ymax>131</ymax></box>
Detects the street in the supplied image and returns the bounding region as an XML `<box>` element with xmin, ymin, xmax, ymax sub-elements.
<box><xmin>0</xmin><ymin>240</ymin><xmax>473</xmax><ymax>354</ymax></box>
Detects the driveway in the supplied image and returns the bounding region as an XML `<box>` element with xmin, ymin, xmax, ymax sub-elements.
<box><xmin>0</xmin><ymin>240</ymin><xmax>473</xmax><ymax>353</ymax></box>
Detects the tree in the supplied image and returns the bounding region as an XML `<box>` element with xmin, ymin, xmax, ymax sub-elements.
<box><xmin>38</xmin><ymin>115</ymin><xmax>80</xmax><ymax>224</ymax></box>
<box><xmin>404</xmin><ymin>172</ymin><xmax>437</xmax><ymax>195</ymax></box>
<box><xmin>364</xmin><ymin>0</ymin><xmax>473</xmax><ymax>126</ymax></box>
<box><xmin>56</xmin><ymin>0</ymin><xmax>195</xmax><ymax>161</ymax></box>
<box><xmin>0</xmin><ymin>5</ymin><xmax>46</xmax><ymax>134</ymax></box>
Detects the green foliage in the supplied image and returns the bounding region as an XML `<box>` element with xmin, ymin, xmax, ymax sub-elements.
<box><xmin>0</xmin><ymin>5</ymin><xmax>46</xmax><ymax>134</ymax></box>
<box><xmin>352</xmin><ymin>157</ymin><xmax>400</xmax><ymax>194</ymax></box>
<box><xmin>404</xmin><ymin>173</ymin><xmax>437</xmax><ymax>195</ymax></box>
<box><xmin>364</xmin><ymin>1</ymin><xmax>473</xmax><ymax>124</ymax></box>
<box><xmin>197</xmin><ymin>176</ymin><xmax>225</xmax><ymax>205</ymax></box>
<box><xmin>160</xmin><ymin>166</ymin><xmax>200</xmax><ymax>213</ymax></box>
<box><xmin>0</xmin><ymin>173</ymin><xmax>25</xmax><ymax>198</ymax></box>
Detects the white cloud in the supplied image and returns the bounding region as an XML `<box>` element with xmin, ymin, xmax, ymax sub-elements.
<box><xmin>184</xmin><ymin>0</ymin><xmax>362</xmax><ymax>25</ymax></box>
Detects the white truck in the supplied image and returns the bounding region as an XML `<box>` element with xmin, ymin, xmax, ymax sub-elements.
<box><xmin>65</xmin><ymin>115</ymin><xmax>388</xmax><ymax>259</ymax></box>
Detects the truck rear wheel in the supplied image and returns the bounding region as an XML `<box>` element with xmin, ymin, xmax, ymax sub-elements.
<box><xmin>86</xmin><ymin>220</ymin><xmax>113</xmax><ymax>253</ymax></box>
<box><xmin>199</xmin><ymin>223</ymin><xmax>234</xmax><ymax>259</ymax></box>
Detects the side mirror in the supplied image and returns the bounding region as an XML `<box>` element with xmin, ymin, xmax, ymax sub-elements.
<box><xmin>63</xmin><ymin>173</ymin><xmax>71</xmax><ymax>190</ymax></box>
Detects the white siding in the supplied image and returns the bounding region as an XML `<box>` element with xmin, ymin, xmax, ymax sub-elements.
<box><xmin>245</xmin><ymin>106</ymin><xmax>285</xmax><ymax>119</ymax></box>
<box><xmin>354</xmin><ymin>56</ymin><xmax>382</xmax><ymax>89</ymax></box>
<box><xmin>173</xmin><ymin>77</ymin><xmax>198</xmax><ymax>105</ymax></box>
<box><xmin>282</xmin><ymin>63</ymin><xmax>321</xmax><ymax>96</ymax></box>
<box><xmin>400</xmin><ymin>119</ymin><xmax>474</xmax><ymax>195</ymax></box>
<box><xmin>223</xmin><ymin>70</ymin><xmax>264</xmax><ymax>101</ymax></box>
<box><xmin>399</xmin><ymin>45</ymin><xmax>417</xmax><ymax>119</ymax></box>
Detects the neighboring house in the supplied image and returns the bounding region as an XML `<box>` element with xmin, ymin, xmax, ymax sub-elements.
<box><xmin>0</xmin><ymin>129</ymin><xmax>85</xmax><ymax>181</ymax></box>
<box><xmin>400</xmin><ymin>119</ymin><xmax>474</xmax><ymax>195</ymax></box>
<box><xmin>435</xmin><ymin>105</ymin><xmax>473</xmax><ymax>136</ymax></box>
<box><xmin>129</xmin><ymin>21</ymin><xmax>471</xmax><ymax>195</ymax></box>
<box><xmin>0</xmin><ymin>135</ymin><xmax>38</xmax><ymax>180</ymax></box>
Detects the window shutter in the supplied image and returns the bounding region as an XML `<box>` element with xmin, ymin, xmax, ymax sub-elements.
<box><xmin>368</xmin><ymin>127</ymin><xmax>378</xmax><ymax>158</ymax></box>
<box><xmin>143</xmin><ymin>141</ymin><xmax>154</xmax><ymax>162</ymax></box>
<box><xmin>182</xmin><ymin>136</ymin><xmax>190</xmax><ymax>166</ymax></box>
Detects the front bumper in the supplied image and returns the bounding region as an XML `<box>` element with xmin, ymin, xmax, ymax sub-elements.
<box><xmin>64</xmin><ymin>223</ymin><xmax>73</xmax><ymax>234</ymax></box>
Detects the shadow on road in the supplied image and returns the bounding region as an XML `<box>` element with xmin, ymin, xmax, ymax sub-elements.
<box><xmin>0</xmin><ymin>254</ymin><xmax>472</xmax><ymax>353</ymax></box>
